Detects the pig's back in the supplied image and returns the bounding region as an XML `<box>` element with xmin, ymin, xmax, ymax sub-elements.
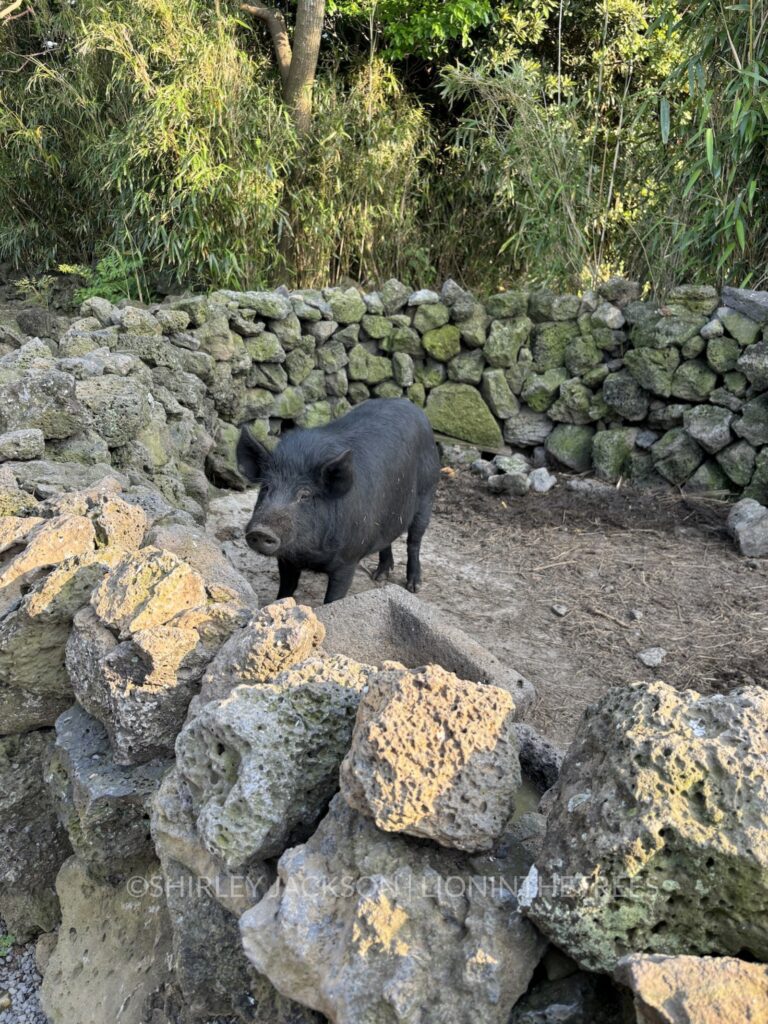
<box><xmin>326</xmin><ymin>398</ymin><xmax>439</xmax><ymax>488</ymax></box>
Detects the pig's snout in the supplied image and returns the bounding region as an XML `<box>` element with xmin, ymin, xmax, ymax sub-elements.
<box><xmin>246</xmin><ymin>524</ymin><xmax>281</xmax><ymax>555</ymax></box>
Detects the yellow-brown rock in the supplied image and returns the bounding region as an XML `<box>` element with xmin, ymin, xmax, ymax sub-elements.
<box><xmin>615</xmin><ymin>954</ymin><xmax>768</xmax><ymax>1024</ymax></box>
<box><xmin>340</xmin><ymin>663</ymin><xmax>521</xmax><ymax>852</ymax></box>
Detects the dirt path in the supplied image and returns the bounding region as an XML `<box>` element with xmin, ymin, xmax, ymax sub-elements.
<box><xmin>211</xmin><ymin>472</ymin><xmax>768</xmax><ymax>748</ymax></box>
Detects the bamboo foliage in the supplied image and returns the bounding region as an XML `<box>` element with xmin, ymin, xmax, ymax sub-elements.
<box><xmin>1</xmin><ymin>0</ymin><xmax>767</xmax><ymax>292</ymax></box>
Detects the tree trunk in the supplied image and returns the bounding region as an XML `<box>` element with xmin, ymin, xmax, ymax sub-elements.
<box><xmin>283</xmin><ymin>0</ymin><xmax>325</xmax><ymax>135</ymax></box>
<box><xmin>240</xmin><ymin>1</ymin><xmax>326</xmax><ymax>281</ymax></box>
<box><xmin>240</xmin><ymin>0</ymin><xmax>325</xmax><ymax>134</ymax></box>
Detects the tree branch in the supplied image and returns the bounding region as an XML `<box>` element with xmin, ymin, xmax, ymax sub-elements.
<box><xmin>240</xmin><ymin>2</ymin><xmax>292</xmax><ymax>89</ymax></box>
<box><xmin>1</xmin><ymin>0</ymin><xmax>25</xmax><ymax>20</ymax></box>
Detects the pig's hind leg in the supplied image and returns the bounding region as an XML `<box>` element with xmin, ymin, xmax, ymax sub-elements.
<box><xmin>405</xmin><ymin>494</ymin><xmax>434</xmax><ymax>593</ymax></box>
<box><xmin>372</xmin><ymin>545</ymin><xmax>394</xmax><ymax>581</ymax></box>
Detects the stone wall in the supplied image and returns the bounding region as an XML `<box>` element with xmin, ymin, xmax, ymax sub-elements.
<box><xmin>208</xmin><ymin>277</ymin><xmax>766</xmax><ymax>498</ymax></box>
<box><xmin>3</xmin><ymin>277</ymin><xmax>768</xmax><ymax>504</ymax></box>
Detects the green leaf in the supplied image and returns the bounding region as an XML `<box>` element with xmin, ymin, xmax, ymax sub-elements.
<box><xmin>717</xmin><ymin>241</ymin><xmax>736</xmax><ymax>270</ymax></box>
<box><xmin>736</xmin><ymin>217</ymin><xmax>746</xmax><ymax>251</ymax></box>
<box><xmin>660</xmin><ymin>97</ymin><xmax>670</xmax><ymax>144</ymax></box>
<box><xmin>705</xmin><ymin>127</ymin><xmax>714</xmax><ymax>170</ymax></box>
<box><xmin>683</xmin><ymin>167</ymin><xmax>703</xmax><ymax>197</ymax></box>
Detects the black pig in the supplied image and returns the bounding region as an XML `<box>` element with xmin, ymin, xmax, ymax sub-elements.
<box><xmin>236</xmin><ymin>399</ymin><xmax>441</xmax><ymax>603</ymax></box>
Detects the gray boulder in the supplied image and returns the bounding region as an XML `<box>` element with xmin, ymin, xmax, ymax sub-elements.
<box><xmin>241</xmin><ymin>795</ymin><xmax>546</xmax><ymax>1024</ymax></box>
<box><xmin>40</xmin><ymin>857</ymin><xmax>173</xmax><ymax>1024</ymax></box>
<box><xmin>0</xmin><ymin>369</ymin><xmax>83</xmax><ymax>439</ymax></box>
<box><xmin>75</xmin><ymin>375</ymin><xmax>151</xmax><ymax>447</ymax></box>
<box><xmin>602</xmin><ymin>371</ymin><xmax>649</xmax><ymax>421</ymax></box>
<box><xmin>716</xmin><ymin>440</ymin><xmax>757</xmax><ymax>487</ymax></box>
<box><xmin>0</xmin><ymin>427</ymin><xmax>45</xmax><ymax>461</ymax></box>
<box><xmin>736</xmin><ymin>338</ymin><xmax>768</xmax><ymax>389</ymax></box>
<box><xmin>615</xmin><ymin>953</ymin><xmax>768</xmax><ymax>1024</ymax></box>
<box><xmin>16</xmin><ymin>306</ymin><xmax>63</xmax><ymax>340</ymax></box>
<box><xmin>68</xmin><ymin>596</ymin><xmax>247</xmax><ymax>765</ymax></box>
<box><xmin>721</xmin><ymin>285</ymin><xmax>768</xmax><ymax>324</ymax></box>
<box><xmin>503</xmin><ymin>407</ymin><xmax>554</xmax><ymax>446</ymax></box>
<box><xmin>523</xmin><ymin>681</ymin><xmax>768</xmax><ymax>971</ymax></box>
<box><xmin>682</xmin><ymin>404</ymin><xmax>733</xmax><ymax>454</ymax></box>
<box><xmin>545</xmin><ymin>424</ymin><xmax>595</xmax><ymax>473</ymax></box>
<box><xmin>0</xmin><ymin>730</ymin><xmax>72</xmax><ymax>941</ymax></box>
<box><xmin>176</xmin><ymin>655</ymin><xmax>376</xmax><ymax>867</ymax></box>
<box><xmin>733</xmin><ymin>394</ymin><xmax>768</xmax><ymax>446</ymax></box>
<box><xmin>46</xmin><ymin>703</ymin><xmax>169</xmax><ymax>879</ymax></box>
<box><xmin>651</xmin><ymin>429</ymin><xmax>703</xmax><ymax>485</ymax></box>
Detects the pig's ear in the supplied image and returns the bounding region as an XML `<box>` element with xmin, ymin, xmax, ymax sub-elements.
<box><xmin>237</xmin><ymin>427</ymin><xmax>271</xmax><ymax>483</ymax></box>
<box><xmin>320</xmin><ymin>449</ymin><xmax>354</xmax><ymax>497</ymax></box>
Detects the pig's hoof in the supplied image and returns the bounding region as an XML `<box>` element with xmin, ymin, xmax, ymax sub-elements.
<box><xmin>406</xmin><ymin>579</ymin><xmax>420</xmax><ymax>593</ymax></box>
<box><xmin>372</xmin><ymin>566</ymin><xmax>392</xmax><ymax>581</ymax></box>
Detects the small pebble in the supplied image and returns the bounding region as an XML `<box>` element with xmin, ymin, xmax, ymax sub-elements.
<box><xmin>470</xmin><ymin>458</ymin><xmax>494</xmax><ymax>480</ymax></box>
<box><xmin>1</xmin><ymin>915</ymin><xmax>48</xmax><ymax>1024</ymax></box>
<box><xmin>551</xmin><ymin>604</ymin><xmax>569</xmax><ymax>617</ymax></box>
<box><xmin>629</xmin><ymin>608</ymin><xmax>643</xmax><ymax>621</ymax></box>
<box><xmin>529</xmin><ymin>468</ymin><xmax>557</xmax><ymax>494</ymax></box>
<box><xmin>637</xmin><ymin>646</ymin><xmax>666</xmax><ymax>668</ymax></box>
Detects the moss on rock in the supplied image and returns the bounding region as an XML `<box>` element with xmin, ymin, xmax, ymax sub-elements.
<box><xmin>485</xmin><ymin>318</ymin><xmax>533</xmax><ymax>368</ymax></box>
<box><xmin>422</xmin><ymin>325</ymin><xmax>461</xmax><ymax>363</ymax></box>
<box><xmin>545</xmin><ymin>424</ymin><xmax>595</xmax><ymax>472</ymax></box>
<box><xmin>521</xmin><ymin>369</ymin><xmax>569</xmax><ymax>413</ymax></box>
<box><xmin>425</xmin><ymin>383</ymin><xmax>503</xmax><ymax>448</ymax></box>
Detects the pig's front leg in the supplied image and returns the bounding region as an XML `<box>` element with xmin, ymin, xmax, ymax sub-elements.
<box><xmin>323</xmin><ymin>562</ymin><xmax>357</xmax><ymax>604</ymax></box>
<box><xmin>277</xmin><ymin>559</ymin><xmax>301</xmax><ymax>599</ymax></box>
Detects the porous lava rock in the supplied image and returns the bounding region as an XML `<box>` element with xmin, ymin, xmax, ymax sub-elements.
<box><xmin>240</xmin><ymin>795</ymin><xmax>546</xmax><ymax>1024</ymax></box>
<box><xmin>193</xmin><ymin>597</ymin><xmax>326</xmax><ymax>707</ymax></box>
<box><xmin>67</xmin><ymin>597</ymin><xmax>249</xmax><ymax>764</ymax></box>
<box><xmin>176</xmin><ymin>654</ymin><xmax>376</xmax><ymax>867</ymax></box>
<box><xmin>40</xmin><ymin>856</ymin><xmax>173</xmax><ymax>1024</ymax></box>
<box><xmin>340</xmin><ymin>663</ymin><xmax>521</xmax><ymax>852</ymax></box>
<box><xmin>523</xmin><ymin>681</ymin><xmax>768</xmax><ymax>971</ymax></box>
<box><xmin>89</xmin><ymin>545</ymin><xmax>207</xmax><ymax>640</ymax></box>
<box><xmin>614</xmin><ymin>953</ymin><xmax>768</xmax><ymax>1024</ymax></box>
<box><xmin>45</xmin><ymin>703</ymin><xmax>169</xmax><ymax>879</ymax></box>
<box><xmin>0</xmin><ymin>730</ymin><xmax>72</xmax><ymax>941</ymax></box>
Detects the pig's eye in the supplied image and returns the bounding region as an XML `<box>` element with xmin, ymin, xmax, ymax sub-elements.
<box><xmin>296</xmin><ymin>488</ymin><xmax>313</xmax><ymax>503</ymax></box>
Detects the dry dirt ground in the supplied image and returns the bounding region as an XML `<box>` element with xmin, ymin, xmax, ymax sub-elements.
<box><xmin>209</xmin><ymin>471</ymin><xmax>768</xmax><ymax>748</ymax></box>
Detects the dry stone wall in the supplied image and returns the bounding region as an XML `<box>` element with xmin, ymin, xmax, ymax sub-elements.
<box><xmin>3</xmin><ymin>277</ymin><xmax>768</xmax><ymax>505</ymax></box>
<box><xmin>184</xmin><ymin>278</ymin><xmax>768</xmax><ymax>499</ymax></box>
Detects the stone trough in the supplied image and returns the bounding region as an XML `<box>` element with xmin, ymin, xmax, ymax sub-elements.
<box><xmin>317</xmin><ymin>584</ymin><xmax>535</xmax><ymax>709</ymax></box>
